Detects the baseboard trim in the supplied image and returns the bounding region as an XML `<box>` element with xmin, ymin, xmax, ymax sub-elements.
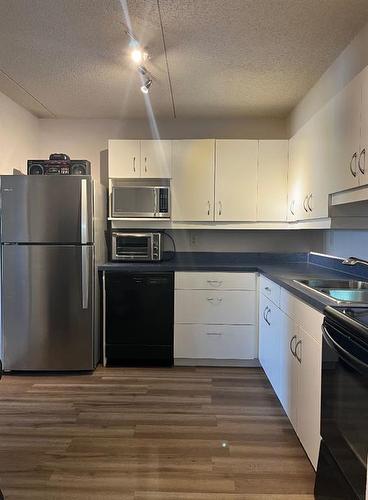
<box><xmin>174</xmin><ymin>358</ymin><xmax>260</xmax><ymax>367</ymax></box>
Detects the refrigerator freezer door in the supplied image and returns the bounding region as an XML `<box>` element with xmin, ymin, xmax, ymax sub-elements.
<box><xmin>2</xmin><ymin>244</ymin><xmax>94</xmax><ymax>371</ymax></box>
<box><xmin>0</xmin><ymin>176</ymin><xmax>93</xmax><ymax>243</ymax></box>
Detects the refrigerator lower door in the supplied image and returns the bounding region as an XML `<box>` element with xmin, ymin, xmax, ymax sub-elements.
<box><xmin>2</xmin><ymin>244</ymin><xmax>94</xmax><ymax>371</ymax></box>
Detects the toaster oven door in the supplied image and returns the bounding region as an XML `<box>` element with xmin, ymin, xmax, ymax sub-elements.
<box><xmin>112</xmin><ymin>233</ymin><xmax>153</xmax><ymax>261</ymax></box>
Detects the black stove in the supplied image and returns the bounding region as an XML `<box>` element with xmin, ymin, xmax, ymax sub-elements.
<box><xmin>331</xmin><ymin>305</ymin><xmax>368</xmax><ymax>324</ymax></box>
<box><xmin>315</xmin><ymin>305</ymin><xmax>368</xmax><ymax>500</ymax></box>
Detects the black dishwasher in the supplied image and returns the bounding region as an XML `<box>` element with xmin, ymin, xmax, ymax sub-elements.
<box><xmin>104</xmin><ymin>272</ymin><xmax>174</xmax><ymax>365</ymax></box>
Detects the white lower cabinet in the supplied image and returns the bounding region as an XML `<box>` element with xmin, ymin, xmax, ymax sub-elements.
<box><xmin>278</xmin><ymin>310</ymin><xmax>298</xmax><ymax>429</ymax></box>
<box><xmin>174</xmin><ymin>272</ymin><xmax>257</xmax><ymax>363</ymax></box>
<box><xmin>259</xmin><ymin>280</ymin><xmax>323</xmax><ymax>470</ymax></box>
<box><xmin>259</xmin><ymin>293</ymin><xmax>281</xmax><ymax>395</ymax></box>
<box><xmin>297</xmin><ymin>326</ymin><xmax>322</xmax><ymax>469</ymax></box>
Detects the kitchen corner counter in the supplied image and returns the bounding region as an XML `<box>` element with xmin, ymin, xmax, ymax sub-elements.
<box><xmin>99</xmin><ymin>252</ymin><xmax>368</xmax><ymax>313</ymax></box>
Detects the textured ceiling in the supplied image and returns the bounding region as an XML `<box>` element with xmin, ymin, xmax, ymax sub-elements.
<box><xmin>1</xmin><ymin>0</ymin><xmax>368</xmax><ymax>119</ymax></box>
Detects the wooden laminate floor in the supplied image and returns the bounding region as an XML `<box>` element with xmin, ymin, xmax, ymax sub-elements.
<box><xmin>0</xmin><ymin>367</ymin><xmax>315</xmax><ymax>500</ymax></box>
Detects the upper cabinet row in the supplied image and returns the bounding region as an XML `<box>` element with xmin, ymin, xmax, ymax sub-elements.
<box><xmin>288</xmin><ymin>65</ymin><xmax>368</xmax><ymax>221</ymax></box>
<box><xmin>108</xmin><ymin>139</ymin><xmax>288</xmax><ymax>222</ymax></box>
<box><xmin>109</xmin><ymin>65</ymin><xmax>368</xmax><ymax>225</ymax></box>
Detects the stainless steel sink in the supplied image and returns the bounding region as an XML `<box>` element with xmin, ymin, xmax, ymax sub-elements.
<box><xmin>293</xmin><ymin>279</ymin><xmax>368</xmax><ymax>304</ymax></box>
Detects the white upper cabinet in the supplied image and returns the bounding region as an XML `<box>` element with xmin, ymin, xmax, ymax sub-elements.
<box><xmin>359</xmin><ymin>67</ymin><xmax>368</xmax><ymax>185</ymax></box>
<box><xmin>172</xmin><ymin>140</ymin><xmax>215</xmax><ymax>221</ymax></box>
<box><xmin>288</xmin><ymin>105</ymin><xmax>331</xmax><ymax>221</ymax></box>
<box><xmin>257</xmin><ymin>140</ymin><xmax>288</xmax><ymax>221</ymax></box>
<box><xmin>329</xmin><ymin>73</ymin><xmax>362</xmax><ymax>193</ymax></box>
<box><xmin>287</xmin><ymin>67</ymin><xmax>368</xmax><ymax>222</ymax></box>
<box><xmin>288</xmin><ymin>133</ymin><xmax>307</xmax><ymax>221</ymax></box>
<box><xmin>108</xmin><ymin>140</ymin><xmax>171</xmax><ymax>179</ymax></box>
<box><xmin>308</xmin><ymin>102</ymin><xmax>332</xmax><ymax>219</ymax></box>
<box><xmin>215</xmin><ymin>140</ymin><xmax>258</xmax><ymax>221</ymax></box>
<box><xmin>140</xmin><ymin>140</ymin><xmax>172</xmax><ymax>178</ymax></box>
<box><xmin>108</xmin><ymin>140</ymin><xmax>140</xmax><ymax>178</ymax></box>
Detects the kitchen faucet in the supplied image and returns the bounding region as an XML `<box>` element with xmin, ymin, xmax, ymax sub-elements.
<box><xmin>342</xmin><ymin>256</ymin><xmax>368</xmax><ymax>267</ymax></box>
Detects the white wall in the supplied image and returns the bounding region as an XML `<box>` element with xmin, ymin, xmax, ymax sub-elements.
<box><xmin>38</xmin><ymin>117</ymin><xmax>287</xmax><ymax>183</ymax></box>
<box><xmin>289</xmin><ymin>20</ymin><xmax>368</xmax><ymax>135</ymax></box>
<box><xmin>0</xmin><ymin>91</ymin><xmax>39</xmax><ymax>173</ymax></box>
<box><xmin>324</xmin><ymin>230</ymin><xmax>368</xmax><ymax>260</ymax></box>
<box><xmin>166</xmin><ymin>229</ymin><xmax>324</xmax><ymax>253</ymax></box>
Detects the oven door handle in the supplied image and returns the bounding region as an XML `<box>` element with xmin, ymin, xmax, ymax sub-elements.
<box><xmin>322</xmin><ymin>324</ymin><xmax>368</xmax><ymax>375</ymax></box>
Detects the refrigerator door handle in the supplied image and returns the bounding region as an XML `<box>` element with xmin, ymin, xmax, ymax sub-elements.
<box><xmin>81</xmin><ymin>246</ymin><xmax>89</xmax><ymax>309</ymax></box>
<box><xmin>81</xmin><ymin>179</ymin><xmax>88</xmax><ymax>244</ymax></box>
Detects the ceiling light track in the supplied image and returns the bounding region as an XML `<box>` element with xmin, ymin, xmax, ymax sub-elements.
<box><xmin>156</xmin><ymin>0</ymin><xmax>176</xmax><ymax>118</ymax></box>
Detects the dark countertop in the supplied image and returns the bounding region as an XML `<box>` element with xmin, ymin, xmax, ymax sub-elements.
<box><xmin>99</xmin><ymin>252</ymin><xmax>368</xmax><ymax>313</ymax></box>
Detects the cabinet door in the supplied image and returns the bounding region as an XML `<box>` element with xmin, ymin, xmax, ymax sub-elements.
<box><xmin>288</xmin><ymin>134</ymin><xmax>309</xmax><ymax>221</ymax></box>
<box><xmin>258</xmin><ymin>294</ymin><xmax>280</xmax><ymax>394</ymax></box>
<box><xmin>359</xmin><ymin>66</ymin><xmax>368</xmax><ymax>185</ymax></box>
<box><xmin>257</xmin><ymin>140</ymin><xmax>288</xmax><ymax>221</ymax></box>
<box><xmin>108</xmin><ymin>140</ymin><xmax>140</xmax><ymax>178</ymax></box>
<box><xmin>141</xmin><ymin>140</ymin><xmax>172</xmax><ymax>178</ymax></box>
<box><xmin>215</xmin><ymin>140</ymin><xmax>258</xmax><ymax>221</ymax></box>
<box><xmin>258</xmin><ymin>293</ymin><xmax>270</xmax><ymax>376</ymax></box>
<box><xmin>308</xmin><ymin>102</ymin><xmax>333</xmax><ymax>219</ymax></box>
<box><xmin>329</xmin><ymin>73</ymin><xmax>361</xmax><ymax>193</ymax></box>
<box><xmin>297</xmin><ymin>327</ymin><xmax>322</xmax><ymax>470</ymax></box>
<box><xmin>278</xmin><ymin>311</ymin><xmax>298</xmax><ymax>430</ymax></box>
<box><xmin>172</xmin><ymin>140</ymin><xmax>215</xmax><ymax>221</ymax></box>
<box><xmin>298</xmin><ymin>121</ymin><xmax>314</xmax><ymax>220</ymax></box>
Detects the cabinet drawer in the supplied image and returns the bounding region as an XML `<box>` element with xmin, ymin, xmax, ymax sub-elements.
<box><xmin>280</xmin><ymin>288</ymin><xmax>296</xmax><ymax>318</ymax></box>
<box><xmin>175</xmin><ymin>290</ymin><xmax>256</xmax><ymax>324</ymax></box>
<box><xmin>174</xmin><ymin>324</ymin><xmax>257</xmax><ymax>359</ymax></box>
<box><xmin>175</xmin><ymin>272</ymin><xmax>256</xmax><ymax>290</ymax></box>
<box><xmin>280</xmin><ymin>288</ymin><xmax>323</xmax><ymax>343</ymax></box>
<box><xmin>259</xmin><ymin>275</ymin><xmax>281</xmax><ymax>306</ymax></box>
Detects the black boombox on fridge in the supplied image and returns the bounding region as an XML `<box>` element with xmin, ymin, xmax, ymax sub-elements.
<box><xmin>27</xmin><ymin>153</ymin><xmax>91</xmax><ymax>176</ymax></box>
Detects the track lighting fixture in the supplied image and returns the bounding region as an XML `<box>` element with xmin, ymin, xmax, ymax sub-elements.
<box><xmin>124</xmin><ymin>27</ymin><xmax>152</xmax><ymax>94</ymax></box>
<box><xmin>140</xmin><ymin>78</ymin><xmax>152</xmax><ymax>94</ymax></box>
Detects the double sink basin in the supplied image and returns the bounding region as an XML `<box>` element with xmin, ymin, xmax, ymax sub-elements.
<box><xmin>294</xmin><ymin>279</ymin><xmax>368</xmax><ymax>304</ymax></box>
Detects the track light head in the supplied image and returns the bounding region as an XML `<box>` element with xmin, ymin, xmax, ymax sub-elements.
<box><xmin>140</xmin><ymin>79</ymin><xmax>152</xmax><ymax>94</ymax></box>
<box><xmin>138</xmin><ymin>65</ymin><xmax>148</xmax><ymax>76</ymax></box>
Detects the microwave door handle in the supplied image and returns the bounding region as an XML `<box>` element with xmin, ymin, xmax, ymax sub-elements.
<box><xmin>150</xmin><ymin>234</ymin><xmax>154</xmax><ymax>257</ymax></box>
<box><xmin>322</xmin><ymin>324</ymin><xmax>368</xmax><ymax>374</ymax></box>
<box><xmin>154</xmin><ymin>189</ymin><xmax>158</xmax><ymax>217</ymax></box>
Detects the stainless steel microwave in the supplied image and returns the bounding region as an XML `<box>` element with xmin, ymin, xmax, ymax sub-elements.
<box><xmin>111</xmin><ymin>232</ymin><xmax>163</xmax><ymax>261</ymax></box>
<box><xmin>109</xmin><ymin>179</ymin><xmax>170</xmax><ymax>218</ymax></box>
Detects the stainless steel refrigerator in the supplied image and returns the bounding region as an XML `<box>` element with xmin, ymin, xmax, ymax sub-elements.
<box><xmin>0</xmin><ymin>175</ymin><xmax>106</xmax><ymax>371</ymax></box>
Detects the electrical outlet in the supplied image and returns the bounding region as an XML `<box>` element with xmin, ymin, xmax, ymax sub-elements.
<box><xmin>190</xmin><ymin>232</ymin><xmax>197</xmax><ymax>247</ymax></box>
